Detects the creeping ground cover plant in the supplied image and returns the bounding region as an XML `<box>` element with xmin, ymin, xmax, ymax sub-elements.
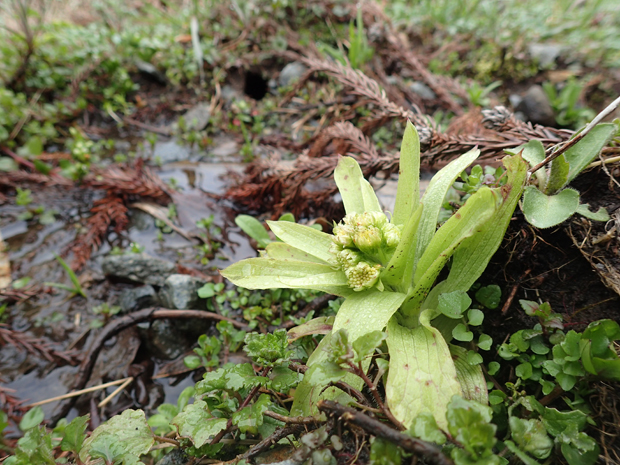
<box><xmin>221</xmin><ymin>122</ymin><xmax>530</xmax><ymax>430</ymax></box>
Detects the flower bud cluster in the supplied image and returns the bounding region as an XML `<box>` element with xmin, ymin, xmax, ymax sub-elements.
<box><xmin>330</xmin><ymin>211</ymin><xmax>401</xmax><ymax>291</ymax></box>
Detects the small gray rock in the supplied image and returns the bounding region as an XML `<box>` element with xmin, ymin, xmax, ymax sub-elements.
<box><xmin>516</xmin><ymin>85</ymin><xmax>556</xmax><ymax>127</ymax></box>
<box><xmin>278</xmin><ymin>62</ymin><xmax>307</xmax><ymax>88</ymax></box>
<box><xmin>528</xmin><ymin>43</ymin><xmax>564</xmax><ymax>69</ymax></box>
<box><xmin>159</xmin><ymin>274</ymin><xmax>205</xmax><ymax>310</ymax></box>
<box><xmin>101</xmin><ymin>253</ymin><xmax>176</xmax><ymax>286</ymax></box>
<box><xmin>182</xmin><ymin>102</ymin><xmax>211</xmax><ymax>131</ymax></box>
<box><xmin>221</xmin><ymin>84</ymin><xmax>242</xmax><ymax>103</ymax></box>
<box><xmin>135</xmin><ymin>59</ymin><xmax>167</xmax><ymax>85</ymax></box>
<box><xmin>119</xmin><ymin>285</ymin><xmax>158</xmax><ymax>314</ymax></box>
<box><xmin>409</xmin><ymin>81</ymin><xmax>436</xmax><ymax>101</ymax></box>
<box><xmin>141</xmin><ymin>319</ymin><xmax>192</xmax><ymax>360</ymax></box>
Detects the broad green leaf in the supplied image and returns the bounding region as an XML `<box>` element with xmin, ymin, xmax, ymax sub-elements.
<box><xmin>576</xmin><ymin>203</ymin><xmax>610</xmax><ymax>221</ymax></box>
<box><xmin>508</xmin><ymin>139</ymin><xmax>547</xmax><ymax>189</ymax></box>
<box><xmin>381</xmin><ymin>203</ymin><xmax>423</xmax><ymax>289</ymax></box>
<box><xmin>265</xmin><ymin>242</ymin><xmax>329</xmax><ymax>264</ymax></box>
<box><xmin>410</xmin><ymin>413</ymin><xmax>447</xmax><ymax>444</ymax></box>
<box><xmin>522</xmin><ymin>186</ymin><xmax>579</xmax><ymax>228</ymax></box>
<box><xmin>13</xmin><ymin>426</ymin><xmax>56</xmax><ymax>465</ymax></box>
<box><xmin>267</xmin><ymin>221</ymin><xmax>333</xmax><ymax>263</ymax></box>
<box><xmin>235</xmin><ymin>215</ymin><xmax>271</xmax><ymax>248</ymax></box>
<box><xmin>545</xmin><ymin>153</ymin><xmax>570</xmax><ymax>194</ymax></box>
<box><xmin>171</xmin><ymin>400</ymin><xmax>228</xmax><ymax>448</ymax></box>
<box><xmin>415</xmin><ymin>148</ymin><xmax>480</xmax><ymax>266</ymax></box>
<box><xmin>19</xmin><ymin>407</ymin><xmax>44</xmax><ymax>431</ymax></box>
<box><xmin>386</xmin><ymin>317</ymin><xmax>461</xmax><ymax>430</ymax></box>
<box><xmin>450</xmin><ymin>345</ymin><xmax>488</xmax><ymax>405</ymax></box>
<box><xmin>334</xmin><ymin>156</ymin><xmax>381</xmax><ymax>215</ymax></box>
<box><xmin>332</xmin><ymin>289</ymin><xmax>406</xmax><ymax>343</ymax></box>
<box><xmin>561</xmin><ymin>443</ymin><xmax>600</xmax><ymax>465</ymax></box>
<box><xmin>287</xmin><ymin>316</ymin><xmax>334</xmax><ymax>341</ymax></box>
<box><xmin>392</xmin><ymin>121</ymin><xmax>420</xmax><ymax>226</ymax></box>
<box><xmin>509</xmin><ymin>417</ymin><xmax>553</xmax><ymax>460</ymax></box>
<box><xmin>446</xmin><ymin>154</ymin><xmax>528</xmax><ymax>292</ymax></box>
<box><xmin>232</xmin><ymin>394</ymin><xmax>270</xmax><ymax>434</ymax></box>
<box><xmin>504</xmin><ymin>440</ymin><xmax>545</xmax><ymax>465</ymax></box>
<box><xmin>370</xmin><ymin>437</ymin><xmax>403</xmax><ymax>465</ymax></box>
<box><xmin>565</xmin><ymin>122</ymin><xmax>618</xmax><ymax>183</ymax></box>
<box><xmin>413</xmin><ymin>187</ymin><xmax>498</xmax><ymax>287</ymax></box>
<box><xmin>220</xmin><ymin>257</ymin><xmax>351</xmax><ymax>296</ymax></box>
<box><xmin>60</xmin><ymin>415</ymin><xmax>89</xmax><ymax>455</ymax></box>
<box><xmin>438</xmin><ymin>291</ymin><xmax>472</xmax><ymax>319</ymax></box>
<box><xmin>80</xmin><ymin>410</ymin><xmax>154</xmax><ymax>463</ymax></box>
<box><xmin>278</xmin><ymin>271</ymin><xmax>349</xmax><ymax>288</ymax></box>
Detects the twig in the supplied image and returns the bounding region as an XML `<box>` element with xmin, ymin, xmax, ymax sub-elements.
<box><xmin>529</xmin><ymin>95</ymin><xmax>620</xmax><ymax>176</ymax></box>
<box><xmin>588</xmin><ymin>155</ymin><xmax>620</xmax><ymax>168</ymax></box>
<box><xmin>27</xmin><ymin>377</ymin><xmax>132</xmax><ymax>407</ymax></box>
<box><xmin>97</xmin><ymin>377</ymin><xmax>134</xmax><ymax>407</ymax></box>
<box><xmin>318</xmin><ymin>400</ymin><xmax>454</xmax><ymax>465</ymax></box>
<box><xmin>263</xmin><ymin>410</ymin><xmax>321</xmax><ymax>425</ymax></box>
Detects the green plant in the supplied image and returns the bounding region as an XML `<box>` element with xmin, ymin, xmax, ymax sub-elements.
<box><xmin>543</xmin><ymin>79</ymin><xmax>596</xmax><ymax>129</ymax></box>
<box><xmin>509</xmin><ymin>120</ymin><xmax>619</xmax><ymax>228</ymax></box>
<box><xmin>43</xmin><ymin>254</ymin><xmax>86</xmax><ymax>298</ymax></box>
<box><xmin>221</xmin><ymin>122</ymin><xmax>529</xmax><ymax>428</ymax></box>
<box><xmin>317</xmin><ymin>7</ymin><xmax>373</xmax><ymax>69</ymax></box>
<box><xmin>465</xmin><ymin>80</ymin><xmax>502</xmax><ymax>107</ymax></box>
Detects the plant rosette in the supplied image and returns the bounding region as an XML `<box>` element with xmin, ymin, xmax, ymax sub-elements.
<box><xmin>221</xmin><ymin>122</ymin><xmax>529</xmax><ymax>430</ymax></box>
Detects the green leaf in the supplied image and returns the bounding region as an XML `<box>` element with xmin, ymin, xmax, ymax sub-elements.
<box><xmin>450</xmin><ymin>344</ymin><xmax>488</xmax><ymax>405</ymax></box>
<box><xmin>392</xmin><ymin>121</ymin><xmax>420</xmax><ymax>226</ymax></box>
<box><xmin>287</xmin><ymin>316</ymin><xmax>334</xmax><ymax>341</ymax></box>
<box><xmin>446</xmin><ymin>396</ymin><xmax>496</xmax><ymax>459</ymax></box>
<box><xmin>561</xmin><ymin>443</ymin><xmax>600</xmax><ymax>465</ymax></box>
<box><xmin>269</xmin><ymin>366</ymin><xmax>302</xmax><ymax>393</ymax></box>
<box><xmin>197</xmin><ymin>364</ymin><xmax>266</xmax><ymax>393</ymax></box>
<box><xmin>244</xmin><ymin>329</ymin><xmax>291</xmax><ymax>367</ymax></box>
<box><xmin>545</xmin><ymin>153</ymin><xmax>570</xmax><ymax>194</ymax></box>
<box><xmin>508</xmin><ymin>139</ymin><xmax>547</xmax><ymax>189</ymax></box>
<box><xmin>220</xmin><ymin>257</ymin><xmax>351</xmax><ymax>296</ymax></box>
<box><xmin>25</xmin><ymin>136</ymin><xmax>44</xmax><ymax>156</ymax></box>
<box><xmin>414</xmin><ymin>187</ymin><xmax>498</xmax><ymax>286</ymax></box>
<box><xmin>478</xmin><ymin>334</ymin><xmax>493</xmax><ymax>351</ymax></box>
<box><xmin>80</xmin><ymin>409</ymin><xmax>154</xmax><ymax>463</ymax></box>
<box><xmin>576</xmin><ymin>203</ymin><xmax>610</xmax><ymax>221</ymax></box>
<box><xmin>33</xmin><ymin>159</ymin><xmax>52</xmax><ymax>175</ymax></box>
<box><xmin>410</xmin><ymin>412</ymin><xmax>447</xmax><ymax>444</ymax></box>
<box><xmin>475</xmin><ymin>285</ymin><xmax>502</xmax><ymax>310</ymax></box>
<box><xmin>504</xmin><ymin>440</ymin><xmax>544</xmax><ymax>465</ymax></box>
<box><xmin>516</xmin><ymin>362</ymin><xmax>533</xmax><ymax>379</ymax></box>
<box><xmin>19</xmin><ymin>407</ymin><xmax>44</xmax><ymax>431</ymax></box>
<box><xmin>0</xmin><ymin>157</ymin><xmax>18</xmax><ymax>172</ymax></box>
<box><xmin>278</xmin><ymin>213</ymin><xmax>295</xmax><ymax>222</ymax></box>
<box><xmin>415</xmin><ymin>148</ymin><xmax>480</xmax><ymax>264</ymax></box>
<box><xmin>172</xmin><ymin>400</ymin><xmax>228</xmax><ymax>448</ymax></box>
<box><xmin>438</xmin><ymin>291</ymin><xmax>472</xmax><ymax>319</ymax></box>
<box><xmin>353</xmin><ymin>330</ymin><xmax>386</xmax><ymax>362</ymax></box>
<box><xmin>386</xmin><ymin>318</ymin><xmax>461</xmax><ymax>430</ymax></box>
<box><xmin>445</xmin><ymin>155</ymin><xmax>529</xmax><ymax>293</ymax></box>
<box><xmin>541</xmin><ymin>407</ymin><xmax>587</xmax><ymax>437</ymax></box>
<box><xmin>453</xmin><ymin>324</ymin><xmax>473</xmax><ymax>342</ymax></box>
<box><xmin>265</xmin><ymin>242</ymin><xmax>329</xmax><ymax>264</ymax></box>
<box><xmin>53</xmin><ymin>253</ymin><xmax>86</xmax><ymax>297</ymax></box>
<box><xmin>370</xmin><ymin>437</ymin><xmax>403</xmax><ymax>465</ymax></box>
<box><xmin>235</xmin><ymin>215</ymin><xmax>271</xmax><ymax>248</ymax></box>
<box><xmin>332</xmin><ymin>289</ymin><xmax>406</xmax><ymax>344</ymax></box>
<box><xmin>467</xmin><ymin>309</ymin><xmax>484</xmax><ymax>326</ymax></box>
<box><xmin>564</xmin><ymin>122</ymin><xmax>618</xmax><ymax>183</ymax></box>
<box><xmin>522</xmin><ymin>186</ymin><xmax>579</xmax><ymax>228</ymax></box>
<box><xmin>12</xmin><ymin>426</ymin><xmax>56</xmax><ymax>465</ymax></box>
<box><xmin>509</xmin><ymin>417</ymin><xmax>553</xmax><ymax>460</ymax></box>
<box><xmin>60</xmin><ymin>415</ymin><xmax>89</xmax><ymax>455</ymax></box>
<box><xmin>266</xmin><ymin>221</ymin><xmax>333</xmax><ymax>263</ymax></box>
<box><xmin>334</xmin><ymin>156</ymin><xmax>382</xmax><ymax>215</ymax></box>
<box><xmin>232</xmin><ymin>393</ymin><xmax>270</xmax><ymax>434</ymax></box>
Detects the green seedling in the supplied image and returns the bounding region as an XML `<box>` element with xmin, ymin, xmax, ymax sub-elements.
<box><xmin>509</xmin><ymin>120</ymin><xmax>619</xmax><ymax>229</ymax></box>
<box><xmin>543</xmin><ymin>79</ymin><xmax>596</xmax><ymax>129</ymax></box>
<box><xmin>466</xmin><ymin>80</ymin><xmax>502</xmax><ymax>107</ymax></box>
<box><xmin>44</xmin><ymin>254</ymin><xmax>86</xmax><ymax>298</ymax></box>
<box><xmin>222</xmin><ymin>122</ymin><xmax>529</xmax><ymax>429</ymax></box>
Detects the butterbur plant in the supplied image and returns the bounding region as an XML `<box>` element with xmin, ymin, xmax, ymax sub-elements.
<box><xmin>221</xmin><ymin>122</ymin><xmax>529</xmax><ymax>430</ymax></box>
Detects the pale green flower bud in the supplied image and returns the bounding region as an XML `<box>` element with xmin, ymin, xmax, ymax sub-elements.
<box><xmin>337</xmin><ymin>249</ymin><xmax>362</xmax><ymax>268</ymax></box>
<box><xmin>354</xmin><ymin>227</ymin><xmax>382</xmax><ymax>253</ymax></box>
<box><xmin>382</xmin><ymin>223</ymin><xmax>401</xmax><ymax>248</ymax></box>
<box><xmin>345</xmin><ymin>261</ymin><xmax>381</xmax><ymax>291</ymax></box>
<box><xmin>333</xmin><ymin>224</ymin><xmax>355</xmax><ymax>247</ymax></box>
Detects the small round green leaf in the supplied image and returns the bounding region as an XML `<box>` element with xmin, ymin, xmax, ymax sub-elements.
<box><xmin>522</xmin><ymin>186</ymin><xmax>579</xmax><ymax>229</ymax></box>
<box><xmin>467</xmin><ymin>309</ymin><xmax>484</xmax><ymax>326</ymax></box>
<box><xmin>452</xmin><ymin>323</ymin><xmax>473</xmax><ymax>342</ymax></box>
<box><xmin>475</xmin><ymin>285</ymin><xmax>502</xmax><ymax>309</ymax></box>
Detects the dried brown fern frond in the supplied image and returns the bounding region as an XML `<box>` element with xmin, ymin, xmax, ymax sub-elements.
<box><xmin>0</xmin><ymin>324</ymin><xmax>81</xmax><ymax>366</ymax></box>
<box><xmin>85</xmin><ymin>159</ymin><xmax>171</xmax><ymax>204</ymax></box>
<box><xmin>71</xmin><ymin>195</ymin><xmax>129</xmax><ymax>270</ymax></box>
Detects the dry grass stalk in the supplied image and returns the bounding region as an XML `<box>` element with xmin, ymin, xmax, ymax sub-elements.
<box><xmin>0</xmin><ymin>324</ymin><xmax>81</xmax><ymax>366</ymax></box>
